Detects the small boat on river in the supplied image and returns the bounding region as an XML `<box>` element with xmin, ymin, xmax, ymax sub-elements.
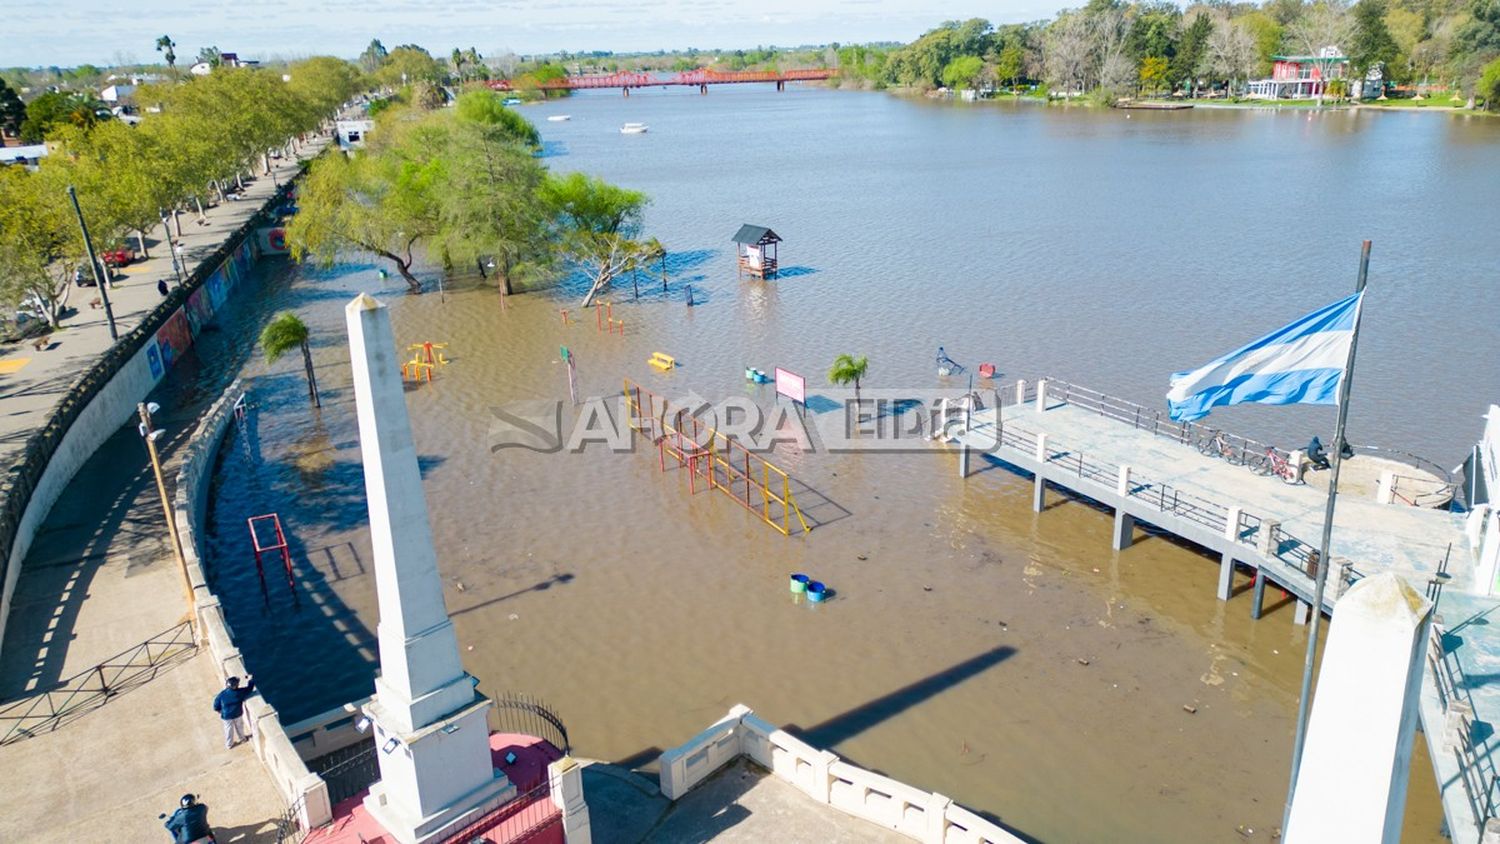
<box><xmin>547</xmin><ymin>115</ymin><xmax>571</xmax><ymax>122</ymax></box>
<box><xmin>620</xmin><ymin>122</ymin><xmax>649</xmax><ymax>134</ymax></box>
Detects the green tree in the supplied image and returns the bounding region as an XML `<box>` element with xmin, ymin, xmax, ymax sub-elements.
<box><xmin>540</xmin><ymin>172</ymin><xmax>650</xmax><ymax>307</ymax></box>
<box><xmin>260</xmin><ymin>311</ymin><xmax>320</xmax><ymax>407</ymax></box>
<box><xmin>0</xmin><ymin>167</ymin><xmax>82</xmax><ymax>328</ymax></box>
<box><xmin>155</xmin><ymin>35</ymin><xmax>177</xmax><ymax>70</ymax></box>
<box><xmin>941</xmin><ymin>55</ymin><xmax>985</xmax><ymax>89</ymax></box>
<box><xmin>1175</xmin><ymin>13</ymin><xmax>1215</xmax><ymax>95</ymax></box>
<box><xmin>286</xmin><ymin>148</ymin><xmax>441</xmax><ymax>293</ymax></box>
<box><xmin>1140</xmin><ymin>56</ymin><xmax>1171</xmax><ymax>94</ymax></box>
<box><xmin>198</xmin><ymin>46</ymin><xmax>222</xmax><ymax>67</ymax></box>
<box><xmin>1480</xmin><ymin>55</ymin><xmax>1500</xmax><ymax>108</ymax></box>
<box><xmin>360</xmin><ymin>39</ymin><xmax>389</xmax><ymax>74</ymax></box>
<box><xmin>1238</xmin><ymin>11</ymin><xmax>1286</xmax><ymax>77</ymax></box>
<box><xmin>1350</xmin><ymin>0</ymin><xmax>1401</xmax><ymax>94</ymax></box>
<box><xmin>540</xmin><ymin>172</ymin><xmax>646</xmax><ymax>236</ymax></box>
<box><xmin>995</xmin><ymin>44</ymin><xmax>1025</xmax><ymax>90</ymax></box>
<box><xmin>440</xmin><ymin>92</ymin><xmax>547</xmax><ymax>294</ymax></box>
<box><xmin>376</xmin><ymin>46</ymin><xmax>445</xmax><ymax>87</ymax></box>
<box><xmin>827</xmin><ymin>354</ymin><xmax>869</xmax><ymax>400</ymax></box>
<box><xmin>19</xmin><ymin>92</ymin><xmax>104</xmax><ymax>143</ymax></box>
<box><xmin>0</xmin><ymin>79</ymin><xmax>23</xmax><ymax>138</ymax></box>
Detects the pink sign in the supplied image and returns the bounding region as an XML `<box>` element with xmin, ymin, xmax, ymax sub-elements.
<box><xmin>774</xmin><ymin>367</ymin><xmax>805</xmax><ymax>404</ymax></box>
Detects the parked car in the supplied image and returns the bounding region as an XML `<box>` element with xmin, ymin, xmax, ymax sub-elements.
<box><xmin>100</xmin><ymin>246</ymin><xmax>137</xmax><ymax>268</ymax></box>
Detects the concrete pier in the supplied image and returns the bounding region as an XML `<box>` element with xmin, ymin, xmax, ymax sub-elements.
<box><xmin>941</xmin><ymin>379</ymin><xmax>1470</xmax><ymax>621</ymax></box>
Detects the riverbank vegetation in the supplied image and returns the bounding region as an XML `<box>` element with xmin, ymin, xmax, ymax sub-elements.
<box><xmin>0</xmin><ymin>58</ymin><xmax>364</xmax><ymax>330</ymax></box>
<box><xmin>866</xmin><ymin>0</ymin><xmax>1497</xmax><ymax>109</ymax></box>
<box><xmin>286</xmin><ymin>91</ymin><xmax>654</xmax><ymax>306</ymax></box>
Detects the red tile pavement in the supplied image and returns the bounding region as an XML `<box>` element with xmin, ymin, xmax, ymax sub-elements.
<box><xmin>305</xmin><ymin>732</ymin><xmax>564</xmax><ymax>844</ymax></box>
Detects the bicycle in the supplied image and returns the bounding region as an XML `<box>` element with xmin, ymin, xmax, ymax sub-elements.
<box><xmin>1253</xmin><ymin>447</ymin><xmax>1302</xmax><ymax>484</ymax></box>
<box><xmin>1195</xmin><ymin>429</ymin><xmax>1243</xmax><ymax>465</ymax></box>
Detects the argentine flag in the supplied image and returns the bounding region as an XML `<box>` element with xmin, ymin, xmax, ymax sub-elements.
<box><xmin>1167</xmin><ymin>291</ymin><xmax>1364</xmax><ymax>423</ymax></box>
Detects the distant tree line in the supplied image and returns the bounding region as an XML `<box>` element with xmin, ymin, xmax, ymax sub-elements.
<box><xmin>864</xmin><ymin>0</ymin><xmax>1499</xmax><ymax>107</ymax></box>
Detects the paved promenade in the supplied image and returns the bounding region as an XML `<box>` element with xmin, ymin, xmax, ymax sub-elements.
<box><xmin>0</xmin><ymin>137</ymin><xmax>329</xmax><ymax>842</ymax></box>
<box><xmin>0</xmin><ymin>140</ymin><xmax>323</xmax><ymax>468</ymax></box>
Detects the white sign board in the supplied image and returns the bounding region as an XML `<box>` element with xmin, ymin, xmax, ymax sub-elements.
<box><xmin>774</xmin><ymin>368</ymin><xmax>805</xmax><ymax>405</ymax></box>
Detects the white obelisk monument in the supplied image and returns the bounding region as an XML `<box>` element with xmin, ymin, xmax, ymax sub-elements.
<box><xmin>1285</xmin><ymin>572</ymin><xmax>1433</xmax><ymax>843</ymax></box>
<box><xmin>347</xmin><ymin>293</ymin><xmax>514</xmax><ymax>843</ymax></box>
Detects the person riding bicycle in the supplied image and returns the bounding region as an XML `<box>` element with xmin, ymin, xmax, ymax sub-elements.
<box><xmin>164</xmin><ymin>794</ymin><xmax>213</xmax><ymax>844</ymax></box>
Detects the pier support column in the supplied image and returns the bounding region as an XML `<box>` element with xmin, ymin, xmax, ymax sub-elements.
<box><xmin>1112</xmin><ymin>512</ymin><xmax>1135</xmax><ymax>551</ymax></box>
<box><xmin>1218</xmin><ymin>554</ymin><xmax>1235</xmax><ymax>601</ymax></box>
<box><xmin>1112</xmin><ymin>465</ymin><xmax>1134</xmax><ymax>550</ymax></box>
<box><xmin>1032</xmin><ymin>434</ymin><xmax>1048</xmax><ymax>512</ymax></box>
<box><xmin>1015</xmin><ymin>379</ymin><xmax>1027</xmax><ymax>406</ymax></box>
<box><xmin>1251</xmin><ymin>571</ymin><xmax>1267</xmax><ymax>620</ymax></box>
<box><xmin>1035</xmin><ymin>378</ymin><xmax>1048</xmax><ymax>412</ymax></box>
<box><xmin>1294</xmin><ymin>600</ymin><xmax>1311</xmax><ymax>625</ymax></box>
<box><xmin>958</xmin><ymin>443</ymin><xmax>970</xmax><ymax>479</ymax></box>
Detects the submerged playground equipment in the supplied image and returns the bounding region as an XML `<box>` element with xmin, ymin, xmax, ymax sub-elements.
<box><xmin>624</xmin><ymin>378</ymin><xmax>809</xmax><ymax>536</ymax></box>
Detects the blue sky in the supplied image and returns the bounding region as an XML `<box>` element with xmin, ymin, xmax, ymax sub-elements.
<box><xmin>3</xmin><ymin>0</ymin><xmax>1057</xmax><ymax>68</ymax></box>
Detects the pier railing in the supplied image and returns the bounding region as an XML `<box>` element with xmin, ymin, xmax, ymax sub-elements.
<box><xmin>983</xmin><ymin>407</ymin><xmax>1346</xmax><ymax>604</ymax></box>
<box><xmin>1042</xmin><ymin>379</ymin><xmax>1292</xmax><ymax>465</ymax></box>
<box><xmin>0</xmin><ymin>619</ymin><xmax>197</xmax><ymax>745</ymax></box>
<box><xmin>1427</xmin><ymin>621</ymin><xmax>1500</xmax><ymax>834</ymax></box>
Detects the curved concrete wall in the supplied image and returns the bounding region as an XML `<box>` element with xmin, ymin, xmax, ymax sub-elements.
<box><xmin>173</xmin><ymin>379</ymin><xmax>333</xmax><ymax>829</ymax></box>
<box><xmin>0</xmin><ymin>180</ymin><xmax>296</xmax><ymax>656</ymax></box>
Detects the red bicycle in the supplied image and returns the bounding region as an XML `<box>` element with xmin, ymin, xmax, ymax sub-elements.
<box><xmin>1251</xmin><ymin>447</ymin><xmax>1302</xmax><ymax>484</ymax></box>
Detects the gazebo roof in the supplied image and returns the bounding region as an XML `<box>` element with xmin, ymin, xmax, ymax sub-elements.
<box><xmin>732</xmin><ymin>224</ymin><xmax>781</xmax><ymax>246</ymax></box>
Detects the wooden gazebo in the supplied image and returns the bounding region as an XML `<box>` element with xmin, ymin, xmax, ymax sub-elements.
<box><xmin>732</xmin><ymin>224</ymin><xmax>781</xmax><ymax>279</ymax></box>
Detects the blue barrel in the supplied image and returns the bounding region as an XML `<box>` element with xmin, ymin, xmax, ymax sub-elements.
<box><xmin>790</xmin><ymin>573</ymin><xmax>809</xmax><ymax>593</ymax></box>
<box><xmin>807</xmin><ymin>581</ymin><xmax>826</xmax><ymax>602</ymax></box>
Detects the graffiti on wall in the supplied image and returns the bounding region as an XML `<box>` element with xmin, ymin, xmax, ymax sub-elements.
<box><xmin>151</xmin><ymin>237</ymin><xmax>260</xmax><ymax>382</ymax></box>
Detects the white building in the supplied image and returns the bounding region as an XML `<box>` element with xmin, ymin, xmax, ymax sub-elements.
<box><xmin>100</xmin><ymin>84</ymin><xmax>136</xmax><ymax>103</ymax></box>
<box><xmin>336</xmin><ymin>118</ymin><xmax>375</xmax><ymax>151</ymax></box>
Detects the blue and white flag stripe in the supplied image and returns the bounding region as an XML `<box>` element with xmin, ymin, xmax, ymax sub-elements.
<box><xmin>1167</xmin><ymin>291</ymin><xmax>1364</xmax><ymax>423</ymax></box>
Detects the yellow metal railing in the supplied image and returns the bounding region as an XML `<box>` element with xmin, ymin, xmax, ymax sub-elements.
<box><xmin>624</xmin><ymin>378</ymin><xmax>808</xmax><ymax>536</ymax></box>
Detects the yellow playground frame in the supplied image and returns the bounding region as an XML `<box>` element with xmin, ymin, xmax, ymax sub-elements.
<box><xmin>624</xmin><ymin>378</ymin><xmax>809</xmax><ymax>536</ymax></box>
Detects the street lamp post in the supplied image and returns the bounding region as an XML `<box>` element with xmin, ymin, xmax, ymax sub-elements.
<box><xmin>67</xmin><ymin>185</ymin><xmax>118</xmax><ymax>341</ymax></box>
<box><xmin>137</xmin><ymin>402</ymin><xmax>195</xmax><ymax>634</ymax></box>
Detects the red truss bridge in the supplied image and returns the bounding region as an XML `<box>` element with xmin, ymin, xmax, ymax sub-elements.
<box><xmin>490</xmin><ymin>68</ymin><xmax>837</xmax><ymax>94</ymax></box>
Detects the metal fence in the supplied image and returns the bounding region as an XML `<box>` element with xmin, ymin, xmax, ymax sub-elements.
<box><xmin>437</xmin><ymin>780</ymin><xmax>560</xmax><ymax>844</ymax></box>
<box><xmin>0</xmin><ymin>619</ymin><xmax>197</xmax><ymax>744</ymax></box>
<box><xmin>492</xmin><ymin>693</ymin><xmax>571</xmax><ymax>756</ymax></box>
<box><xmin>309</xmin><ymin>739</ymin><xmax>381</xmax><ymax>806</ymax></box>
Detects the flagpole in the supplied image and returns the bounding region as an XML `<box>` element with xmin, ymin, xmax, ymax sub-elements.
<box><xmin>1282</xmin><ymin>239</ymin><xmax>1372</xmax><ymax>834</ymax></box>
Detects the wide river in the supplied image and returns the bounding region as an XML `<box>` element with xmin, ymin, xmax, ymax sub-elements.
<box><xmin>204</xmin><ymin>87</ymin><xmax>1500</xmax><ymax>843</ymax></box>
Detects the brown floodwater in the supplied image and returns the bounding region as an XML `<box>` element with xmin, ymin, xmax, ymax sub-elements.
<box><xmin>202</xmin><ymin>87</ymin><xmax>1500</xmax><ymax>842</ymax></box>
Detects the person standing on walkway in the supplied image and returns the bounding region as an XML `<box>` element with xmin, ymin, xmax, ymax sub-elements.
<box><xmin>212</xmin><ymin>675</ymin><xmax>256</xmax><ymax>748</ymax></box>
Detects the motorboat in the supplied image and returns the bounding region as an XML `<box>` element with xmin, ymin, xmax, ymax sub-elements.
<box><xmin>547</xmin><ymin>115</ymin><xmax>571</xmax><ymax>122</ymax></box>
<box><xmin>620</xmin><ymin>122</ymin><xmax>648</xmax><ymax>134</ymax></box>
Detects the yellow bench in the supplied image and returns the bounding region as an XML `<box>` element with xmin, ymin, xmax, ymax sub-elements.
<box><xmin>648</xmin><ymin>352</ymin><xmax>675</xmax><ymax>371</ymax></box>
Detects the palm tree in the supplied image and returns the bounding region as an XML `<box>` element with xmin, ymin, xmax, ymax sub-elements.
<box><xmin>828</xmin><ymin>354</ymin><xmax>869</xmax><ymax>400</ymax></box>
<box><xmin>155</xmin><ymin>36</ymin><xmax>176</xmax><ymax>72</ymax></box>
<box><xmin>260</xmin><ymin>312</ymin><xmax>320</xmax><ymax>408</ymax></box>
